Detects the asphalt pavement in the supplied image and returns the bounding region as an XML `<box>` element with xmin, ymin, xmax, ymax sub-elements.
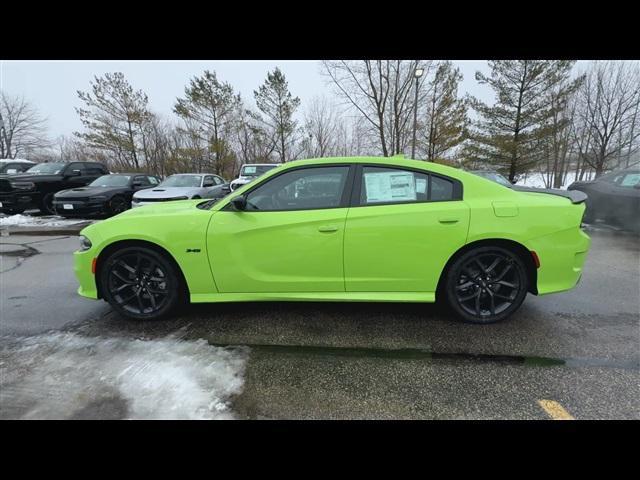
<box><xmin>0</xmin><ymin>225</ymin><xmax>638</xmax><ymax>419</ymax></box>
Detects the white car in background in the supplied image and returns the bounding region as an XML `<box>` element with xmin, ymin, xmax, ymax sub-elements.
<box><xmin>132</xmin><ymin>173</ymin><xmax>227</xmax><ymax>208</ymax></box>
<box><xmin>0</xmin><ymin>159</ymin><xmax>37</xmax><ymax>175</ymax></box>
<box><xmin>230</xmin><ymin>163</ymin><xmax>282</xmax><ymax>191</ymax></box>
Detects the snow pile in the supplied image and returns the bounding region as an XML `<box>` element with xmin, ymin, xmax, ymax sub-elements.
<box><xmin>0</xmin><ymin>214</ymin><xmax>89</xmax><ymax>227</ymax></box>
<box><xmin>0</xmin><ymin>333</ymin><xmax>249</xmax><ymax>420</ymax></box>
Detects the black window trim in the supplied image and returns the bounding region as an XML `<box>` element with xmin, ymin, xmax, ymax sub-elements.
<box><xmin>221</xmin><ymin>163</ymin><xmax>357</xmax><ymax>212</ymax></box>
<box><xmin>350</xmin><ymin>163</ymin><xmax>463</xmax><ymax>208</ymax></box>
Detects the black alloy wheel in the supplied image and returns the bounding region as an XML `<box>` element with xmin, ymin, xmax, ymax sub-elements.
<box><xmin>108</xmin><ymin>195</ymin><xmax>128</xmax><ymax>216</ymax></box>
<box><xmin>100</xmin><ymin>247</ymin><xmax>182</xmax><ymax>320</ymax></box>
<box><xmin>445</xmin><ymin>246</ymin><xmax>528</xmax><ymax>324</ymax></box>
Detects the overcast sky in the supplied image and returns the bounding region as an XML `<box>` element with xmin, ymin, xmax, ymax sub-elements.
<box><xmin>0</xmin><ymin>60</ymin><xmax>587</xmax><ymax>140</ymax></box>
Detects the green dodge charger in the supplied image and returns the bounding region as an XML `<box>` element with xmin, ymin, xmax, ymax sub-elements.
<box><xmin>74</xmin><ymin>156</ymin><xmax>591</xmax><ymax>324</ymax></box>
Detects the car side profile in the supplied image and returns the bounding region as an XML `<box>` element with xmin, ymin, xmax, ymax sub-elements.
<box><xmin>74</xmin><ymin>156</ymin><xmax>591</xmax><ymax>324</ymax></box>
<box><xmin>132</xmin><ymin>173</ymin><xmax>226</xmax><ymax>208</ymax></box>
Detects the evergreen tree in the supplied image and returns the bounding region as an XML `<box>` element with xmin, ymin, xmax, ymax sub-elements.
<box><xmin>174</xmin><ymin>70</ymin><xmax>241</xmax><ymax>175</ymax></box>
<box><xmin>467</xmin><ymin>61</ymin><xmax>580</xmax><ymax>182</ymax></box>
<box><xmin>254</xmin><ymin>67</ymin><xmax>301</xmax><ymax>162</ymax></box>
<box><xmin>75</xmin><ymin>72</ymin><xmax>150</xmax><ymax>170</ymax></box>
<box><xmin>421</xmin><ymin>61</ymin><xmax>468</xmax><ymax>161</ymax></box>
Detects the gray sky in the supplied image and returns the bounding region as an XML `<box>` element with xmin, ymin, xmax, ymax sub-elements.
<box><xmin>0</xmin><ymin>60</ymin><xmax>520</xmax><ymax>139</ymax></box>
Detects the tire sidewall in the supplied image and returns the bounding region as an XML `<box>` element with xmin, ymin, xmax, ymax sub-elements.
<box><xmin>445</xmin><ymin>246</ymin><xmax>528</xmax><ymax>324</ymax></box>
<box><xmin>99</xmin><ymin>246</ymin><xmax>181</xmax><ymax>321</ymax></box>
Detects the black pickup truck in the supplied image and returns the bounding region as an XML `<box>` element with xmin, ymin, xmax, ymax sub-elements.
<box><xmin>0</xmin><ymin>161</ymin><xmax>110</xmax><ymax>214</ymax></box>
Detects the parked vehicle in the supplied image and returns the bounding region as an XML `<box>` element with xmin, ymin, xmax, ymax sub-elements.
<box><xmin>132</xmin><ymin>173</ymin><xmax>226</xmax><ymax>208</ymax></box>
<box><xmin>230</xmin><ymin>163</ymin><xmax>282</xmax><ymax>191</ymax></box>
<box><xmin>0</xmin><ymin>161</ymin><xmax>109</xmax><ymax>215</ymax></box>
<box><xmin>75</xmin><ymin>156</ymin><xmax>591</xmax><ymax>324</ymax></box>
<box><xmin>0</xmin><ymin>159</ymin><xmax>36</xmax><ymax>175</ymax></box>
<box><xmin>568</xmin><ymin>169</ymin><xmax>640</xmax><ymax>232</ymax></box>
<box><xmin>53</xmin><ymin>173</ymin><xmax>161</xmax><ymax>218</ymax></box>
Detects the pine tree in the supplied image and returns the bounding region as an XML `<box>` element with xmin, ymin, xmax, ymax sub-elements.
<box><xmin>75</xmin><ymin>72</ymin><xmax>150</xmax><ymax>170</ymax></box>
<box><xmin>174</xmin><ymin>70</ymin><xmax>241</xmax><ymax>175</ymax></box>
<box><xmin>421</xmin><ymin>61</ymin><xmax>468</xmax><ymax>161</ymax></box>
<box><xmin>467</xmin><ymin>61</ymin><xmax>580</xmax><ymax>182</ymax></box>
<box><xmin>254</xmin><ymin>67</ymin><xmax>301</xmax><ymax>162</ymax></box>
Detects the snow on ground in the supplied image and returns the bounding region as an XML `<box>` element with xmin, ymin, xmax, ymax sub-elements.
<box><xmin>517</xmin><ymin>171</ymin><xmax>595</xmax><ymax>190</ymax></box>
<box><xmin>0</xmin><ymin>332</ymin><xmax>249</xmax><ymax>420</ymax></box>
<box><xmin>0</xmin><ymin>214</ymin><xmax>90</xmax><ymax>227</ymax></box>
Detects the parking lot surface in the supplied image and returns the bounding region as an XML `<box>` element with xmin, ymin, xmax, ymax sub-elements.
<box><xmin>1</xmin><ymin>226</ymin><xmax>638</xmax><ymax>419</ymax></box>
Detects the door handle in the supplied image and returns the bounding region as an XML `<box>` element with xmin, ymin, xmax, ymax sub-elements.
<box><xmin>438</xmin><ymin>217</ymin><xmax>459</xmax><ymax>224</ymax></box>
<box><xmin>318</xmin><ymin>225</ymin><xmax>339</xmax><ymax>233</ymax></box>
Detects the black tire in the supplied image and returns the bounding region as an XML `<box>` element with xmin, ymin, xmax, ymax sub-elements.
<box><xmin>39</xmin><ymin>193</ymin><xmax>56</xmax><ymax>215</ymax></box>
<box><xmin>444</xmin><ymin>246</ymin><xmax>528</xmax><ymax>324</ymax></box>
<box><xmin>107</xmin><ymin>195</ymin><xmax>129</xmax><ymax>216</ymax></box>
<box><xmin>192</xmin><ymin>195</ymin><xmax>201</xmax><ymax>199</ymax></box>
<box><xmin>99</xmin><ymin>246</ymin><xmax>184</xmax><ymax>321</ymax></box>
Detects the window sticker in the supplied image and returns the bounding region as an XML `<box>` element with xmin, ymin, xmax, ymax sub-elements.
<box><xmin>620</xmin><ymin>173</ymin><xmax>640</xmax><ymax>187</ymax></box>
<box><xmin>415</xmin><ymin>178</ymin><xmax>427</xmax><ymax>194</ymax></box>
<box><xmin>364</xmin><ymin>171</ymin><xmax>416</xmax><ymax>203</ymax></box>
<box><xmin>244</xmin><ymin>166</ymin><xmax>257</xmax><ymax>174</ymax></box>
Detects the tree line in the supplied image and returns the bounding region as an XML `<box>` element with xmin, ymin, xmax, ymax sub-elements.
<box><xmin>1</xmin><ymin>60</ymin><xmax>638</xmax><ymax>185</ymax></box>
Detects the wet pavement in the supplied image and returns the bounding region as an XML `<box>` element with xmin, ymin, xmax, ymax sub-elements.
<box><xmin>0</xmin><ymin>226</ymin><xmax>638</xmax><ymax>419</ymax></box>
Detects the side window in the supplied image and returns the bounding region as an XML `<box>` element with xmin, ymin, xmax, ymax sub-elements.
<box><xmin>244</xmin><ymin>166</ymin><xmax>350</xmax><ymax>211</ymax></box>
<box><xmin>620</xmin><ymin>173</ymin><xmax>640</xmax><ymax>187</ymax></box>
<box><xmin>148</xmin><ymin>176</ymin><xmax>160</xmax><ymax>185</ymax></box>
<box><xmin>360</xmin><ymin>166</ymin><xmax>429</xmax><ymax>205</ymax></box>
<box><xmin>204</xmin><ymin>175</ymin><xmax>215</xmax><ymax>186</ymax></box>
<box><xmin>431</xmin><ymin>175</ymin><xmax>454</xmax><ymax>201</ymax></box>
<box><xmin>214</xmin><ymin>176</ymin><xmax>225</xmax><ymax>185</ymax></box>
<box><xmin>134</xmin><ymin>175</ymin><xmax>151</xmax><ymax>186</ymax></box>
<box><xmin>67</xmin><ymin>162</ymin><xmax>85</xmax><ymax>174</ymax></box>
<box><xmin>84</xmin><ymin>165</ymin><xmax>105</xmax><ymax>175</ymax></box>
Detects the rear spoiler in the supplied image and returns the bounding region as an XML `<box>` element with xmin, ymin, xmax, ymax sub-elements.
<box><xmin>512</xmin><ymin>186</ymin><xmax>588</xmax><ymax>204</ymax></box>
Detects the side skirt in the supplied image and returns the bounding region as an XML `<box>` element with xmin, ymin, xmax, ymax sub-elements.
<box><xmin>190</xmin><ymin>291</ymin><xmax>436</xmax><ymax>304</ymax></box>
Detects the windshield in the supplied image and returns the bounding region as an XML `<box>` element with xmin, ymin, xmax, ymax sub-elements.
<box><xmin>25</xmin><ymin>163</ymin><xmax>66</xmax><ymax>175</ymax></box>
<box><xmin>240</xmin><ymin>165</ymin><xmax>278</xmax><ymax>177</ymax></box>
<box><xmin>90</xmin><ymin>175</ymin><xmax>131</xmax><ymax>187</ymax></box>
<box><xmin>159</xmin><ymin>175</ymin><xmax>202</xmax><ymax>188</ymax></box>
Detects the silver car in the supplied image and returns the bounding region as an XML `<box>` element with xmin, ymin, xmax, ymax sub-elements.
<box><xmin>132</xmin><ymin>173</ymin><xmax>227</xmax><ymax>208</ymax></box>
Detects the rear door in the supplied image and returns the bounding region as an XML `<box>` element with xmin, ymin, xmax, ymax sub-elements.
<box><xmin>344</xmin><ymin>165</ymin><xmax>470</xmax><ymax>293</ymax></box>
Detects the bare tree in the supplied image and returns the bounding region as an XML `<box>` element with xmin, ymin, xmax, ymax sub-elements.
<box><xmin>322</xmin><ymin>60</ymin><xmax>433</xmax><ymax>157</ymax></box>
<box><xmin>0</xmin><ymin>92</ymin><xmax>51</xmax><ymax>159</ymax></box>
<box><xmin>575</xmin><ymin>61</ymin><xmax>640</xmax><ymax>176</ymax></box>
<box><xmin>302</xmin><ymin>96</ymin><xmax>341</xmax><ymax>158</ymax></box>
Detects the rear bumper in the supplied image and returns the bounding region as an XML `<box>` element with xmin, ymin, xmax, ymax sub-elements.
<box><xmin>526</xmin><ymin>227</ymin><xmax>591</xmax><ymax>295</ymax></box>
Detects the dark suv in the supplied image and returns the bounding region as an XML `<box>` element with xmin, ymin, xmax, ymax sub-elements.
<box><xmin>0</xmin><ymin>161</ymin><xmax>110</xmax><ymax>214</ymax></box>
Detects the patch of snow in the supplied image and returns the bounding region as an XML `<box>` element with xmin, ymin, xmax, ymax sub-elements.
<box><xmin>0</xmin><ymin>214</ymin><xmax>89</xmax><ymax>227</ymax></box>
<box><xmin>517</xmin><ymin>171</ymin><xmax>596</xmax><ymax>190</ymax></box>
<box><xmin>0</xmin><ymin>333</ymin><xmax>249</xmax><ymax>420</ymax></box>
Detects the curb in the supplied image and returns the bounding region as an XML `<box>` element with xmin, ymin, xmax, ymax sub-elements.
<box><xmin>0</xmin><ymin>222</ymin><xmax>92</xmax><ymax>237</ymax></box>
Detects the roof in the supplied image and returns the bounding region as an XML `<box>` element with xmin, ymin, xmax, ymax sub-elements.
<box><xmin>0</xmin><ymin>158</ymin><xmax>36</xmax><ymax>164</ymax></box>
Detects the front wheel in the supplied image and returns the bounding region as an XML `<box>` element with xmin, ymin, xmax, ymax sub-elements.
<box><xmin>444</xmin><ymin>246</ymin><xmax>528</xmax><ymax>324</ymax></box>
<box><xmin>99</xmin><ymin>247</ymin><xmax>183</xmax><ymax>320</ymax></box>
<box><xmin>107</xmin><ymin>195</ymin><xmax>129</xmax><ymax>216</ymax></box>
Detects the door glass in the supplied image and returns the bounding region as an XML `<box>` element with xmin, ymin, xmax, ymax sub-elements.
<box><xmin>245</xmin><ymin>166</ymin><xmax>349</xmax><ymax>211</ymax></box>
<box><xmin>360</xmin><ymin>166</ymin><xmax>429</xmax><ymax>205</ymax></box>
<box><xmin>431</xmin><ymin>176</ymin><xmax>454</xmax><ymax>201</ymax></box>
<box><xmin>619</xmin><ymin>173</ymin><xmax>640</xmax><ymax>187</ymax></box>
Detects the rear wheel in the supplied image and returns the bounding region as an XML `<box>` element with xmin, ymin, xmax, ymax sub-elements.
<box><xmin>99</xmin><ymin>246</ymin><xmax>183</xmax><ymax>320</ymax></box>
<box><xmin>445</xmin><ymin>246</ymin><xmax>528</xmax><ymax>324</ymax></box>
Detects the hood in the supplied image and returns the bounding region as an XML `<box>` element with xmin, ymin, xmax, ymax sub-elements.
<box><xmin>55</xmin><ymin>186</ymin><xmax>127</xmax><ymax>199</ymax></box>
<box><xmin>134</xmin><ymin>186</ymin><xmax>202</xmax><ymax>199</ymax></box>
<box><xmin>2</xmin><ymin>173</ymin><xmax>62</xmax><ymax>183</ymax></box>
<box><xmin>114</xmin><ymin>199</ymin><xmax>201</xmax><ymax>217</ymax></box>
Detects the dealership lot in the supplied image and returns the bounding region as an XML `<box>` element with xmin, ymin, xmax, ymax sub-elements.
<box><xmin>0</xmin><ymin>225</ymin><xmax>638</xmax><ymax>419</ymax></box>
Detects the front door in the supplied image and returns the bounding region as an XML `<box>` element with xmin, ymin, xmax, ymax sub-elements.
<box><xmin>207</xmin><ymin>165</ymin><xmax>353</xmax><ymax>293</ymax></box>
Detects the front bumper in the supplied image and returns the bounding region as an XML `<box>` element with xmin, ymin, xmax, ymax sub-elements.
<box><xmin>0</xmin><ymin>192</ymin><xmax>38</xmax><ymax>212</ymax></box>
<box><xmin>53</xmin><ymin>199</ymin><xmax>107</xmax><ymax>216</ymax></box>
<box><xmin>74</xmin><ymin>240</ymin><xmax>100</xmax><ymax>299</ymax></box>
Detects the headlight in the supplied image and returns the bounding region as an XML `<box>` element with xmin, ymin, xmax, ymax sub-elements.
<box><xmin>79</xmin><ymin>235</ymin><xmax>92</xmax><ymax>251</ymax></box>
<box><xmin>10</xmin><ymin>181</ymin><xmax>35</xmax><ymax>190</ymax></box>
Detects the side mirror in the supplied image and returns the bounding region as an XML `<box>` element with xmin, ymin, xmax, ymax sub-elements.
<box><xmin>66</xmin><ymin>169</ymin><xmax>81</xmax><ymax>177</ymax></box>
<box><xmin>230</xmin><ymin>195</ymin><xmax>247</xmax><ymax>211</ymax></box>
